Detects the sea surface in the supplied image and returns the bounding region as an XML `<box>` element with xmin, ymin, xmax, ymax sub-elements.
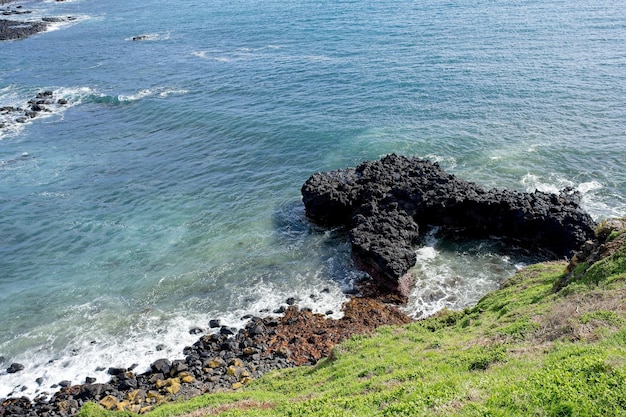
<box><xmin>1</xmin><ymin>0</ymin><xmax>625</xmax><ymax>399</ymax></box>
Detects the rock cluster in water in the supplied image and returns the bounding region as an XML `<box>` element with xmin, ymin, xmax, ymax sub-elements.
<box><xmin>0</xmin><ymin>298</ymin><xmax>410</xmax><ymax>416</ymax></box>
<box><xmin>0</xmin><ymin>90</ymin><xmax>68</xmax><ymax>131</ymax></box>
<box><xmin>302</xmin><ymin>154</ymin><xmax>596</xmax><ymax>299</ymax></box>
<box><xmin>0</xmin><ymin>2</ymin><xmax>75</xmax><ymax>41</ymax></box>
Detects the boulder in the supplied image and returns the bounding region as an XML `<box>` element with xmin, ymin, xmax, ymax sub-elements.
<box><xmin>7</xmin><ymin>363</ymin><xmax>25</xmax><ymax>373</ymax></box>
<box><xmin>302</xmin><ymin>154</ymin><xmax>596</xmax><ymax>299</ymax></box>
<box><xmin>150</xmin><ymin>359</ymin><xmax>171</xmax><ymax>376</ymax></box>
<box><xmin>78</xmin><ymin>383</ymin><xmax>114</xmax><ymax>400</ymax></box>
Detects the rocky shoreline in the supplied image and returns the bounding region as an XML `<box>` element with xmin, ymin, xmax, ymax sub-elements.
<box><xmin>0</xmin><ymin>1</ymin><xmax>75</xmax><ymax>41</ymax></box>
<box><xmin>0</xmin><ymin>297</ymin><xmax>410</xmax><ymax>416</ymax></box>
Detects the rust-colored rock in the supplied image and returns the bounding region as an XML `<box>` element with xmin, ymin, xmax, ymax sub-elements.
<box><xmin>264</xmin><ymin>298</ymin><xmax>411</xmax><ymax>365</ymax></box>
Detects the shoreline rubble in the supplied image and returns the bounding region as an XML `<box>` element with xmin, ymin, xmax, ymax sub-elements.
<box><xmin>0</xmin><ymin>297</ymin><xmax>410</xmax><ymax>416</ymax></box>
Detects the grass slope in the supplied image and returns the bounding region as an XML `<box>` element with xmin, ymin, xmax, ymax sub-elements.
<box><xmin>80</xmin><ymin>226</ymin><xmax>626</xmax><ymax>417</ymax></box>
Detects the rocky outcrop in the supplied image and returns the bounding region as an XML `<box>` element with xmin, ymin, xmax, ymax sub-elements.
<box><xmin>0</xmin><ymin>19</ymin><xmax>47</xmax><ymax>41</ymax></box>
<box><xmin>1</xmin><ymin>2</ymin><xmax>76</xmax><ymax>41</ymax></box>
<box><xmin>0</xmin><ymin>90</ymin><xmax>69</xmax><ymax>133</ymax></box>
<box><xmin>302</xmin><ymin>154</ymin><xmax>596</xmax><ymax>299</ymax></box>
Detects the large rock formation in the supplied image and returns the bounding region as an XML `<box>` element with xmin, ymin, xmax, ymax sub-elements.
<box><xmin>302</xmin><ymin>154</ymin><xmax>596</xmax><ymax>299</ymax></box>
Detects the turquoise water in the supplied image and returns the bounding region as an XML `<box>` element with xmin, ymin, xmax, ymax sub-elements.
<box><xmin>1</xmin><ymin>0</ymin><xmax>625</xmax><ymax>398</ymax></box>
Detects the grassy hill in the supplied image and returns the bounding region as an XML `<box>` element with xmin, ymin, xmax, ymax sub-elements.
<box><xmin>79</xmin><ymin>220</ymin><xmax>626</xmax><ymax>417</ymax></box>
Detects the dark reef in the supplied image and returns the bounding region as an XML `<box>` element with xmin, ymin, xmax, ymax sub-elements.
<box><xmin>0</xmin><ymin>18</ymin><xmax>47</xmax><ymax>41</ymax></box>
<box><xmin>0</xmin><ymin>1</ymin><xmax>76</xmax><ymax>41</ymax></box>
<box><xmin>302</xmin><ymin>154</ymin><xmax>596</xmax><ymax>299</ymax></box>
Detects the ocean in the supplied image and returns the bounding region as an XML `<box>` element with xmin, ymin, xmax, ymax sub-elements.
<box><xmin>1</xmin><ymin>0</ymin><xmax>625</xmax><ymax>399</ymax></box>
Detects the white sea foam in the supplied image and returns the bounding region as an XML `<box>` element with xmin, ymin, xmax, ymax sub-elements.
<box><xmin>117</xmin><ymin>87</ymin><xmax>189</xmax><ymax>102</ymax></box>
<box><xmin>0</xmin><ymin>277</ymin><xmax>348</xmax><ymax>400</ymax></box>
<box><xmin>190</xmin><ymin>45</ymin><xmax>286</xmax><ymax>62</ymax></box>
<box><xmin>159</xmin><ymin>88</ymin><xmax>189</xmax><ymax>98</ymax></box>
<box><xmin>0</xmin><ymin>86</ymin><xmax>93</xmax><ymax>140</ymax></box>
<box><xmin>424</xmin><ymin>154</ymin><xmax>458</xmax><ymax>170</ymax></box>
<box><xmin>191</xmin><ymin>51</ymin><xmax>207</xmax><ymax>59</ymax></box>
<box><xmin>117</xmin><ymin>89</ymin><xmax>155</xmax><ymax>102</ymax></box>
<box><xmin>520</xmin><ymin>173</ymin><xmax>623</xmax><ymax>220</ymax></box>
<box><xmin>42</xmin><ymin>14</ymin><xmax>90</xmax><ymax>33</ymax></box>
<box><xmin>403</xmin><ymin>229</ymin><xmax>524</xmax><ymax>319</ymax></box>
<box><xmin>125</xmin><ymin>32</ymin><xmax>171</xmax><ymax>42</ymax></box>
<box><xmin>0</xmin><ymin>310</ymin><xmax>204</xmax><ymax>400</ymax></box>
<box><xmin>191</xmin><ymin>50</ymin><xmax>236</xmax><ymax>62</ymax></box>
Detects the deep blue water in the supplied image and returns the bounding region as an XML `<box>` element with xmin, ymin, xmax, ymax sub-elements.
<box><xmin>1</xmin><ymin>0</ymin><xmax>625</xmax><ymax>398</ymax></box>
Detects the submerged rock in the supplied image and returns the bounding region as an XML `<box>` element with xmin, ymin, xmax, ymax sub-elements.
<box><xmin>302</xmin><ymin>154</ymin><xmax>596</xmax><ymax>299</ymax></box>
<box><xmin>6</xmin><ymin>363</ymin><xmax>24</xmax><ymax>374</ymax></box>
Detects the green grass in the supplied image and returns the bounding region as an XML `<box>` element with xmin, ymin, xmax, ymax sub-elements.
<box><xmin>79</xmin><ymin>238</ymin><xmax>626</xmax><ymax>417</ymax></box>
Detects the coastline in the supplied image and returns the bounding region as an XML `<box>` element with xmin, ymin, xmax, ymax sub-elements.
<box><xmin>0</xmin><ymin>18</ymin><xmax>48</xmax><ymax>41</ymax></box>
<box><xmin>0</xmin><ymin>158</ymin><xmax>609</xmax><ymax>416</ymax></box>
<box><xmin>0</xmin><ymin>1</ymin><xmax>75</xmax><ymax>41</ymax></box>
<box><xmin>0</xmin><ymin>295</ymin><xmax>411</xmax><ymax>416</ymax></box>
<box><xmin>4</xmin><ymin>216</ymin><xmax>624</xmax><ymax>417</ymax></box>
<box><xmin>1</xmin><ymin>0</ymin><xmax>624</xmax><ymax>414</ymax></box>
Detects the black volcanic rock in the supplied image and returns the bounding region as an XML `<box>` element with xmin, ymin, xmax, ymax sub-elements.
<box><xmin>302</xmin><ymin>154</ymin><xmax>596</xmax><ymax>299</ymax></box>
<box><xmin>0</xmin><ymin>19</ymin><xmax>48</xmax><ymax>41</ymax></box>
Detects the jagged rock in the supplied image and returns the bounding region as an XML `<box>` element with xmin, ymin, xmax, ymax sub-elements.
<box><xmin>99</xmin><ymin>395</ymin><xmax>119</xmax><ymax>411</ymax></box>
<box><xmin>302</xmin><ymin>154</ymin><xmax>596</xmax><ymax>299</ymax></box>
<box><xmin>219</xmin><ymin>326</ymin><xmax>235</xmax><ymax>335</ymax></box>
<box><xmin>41</xmin><ymin>17</ymin><xmax>65</xmax><ymax>23</ymax></box>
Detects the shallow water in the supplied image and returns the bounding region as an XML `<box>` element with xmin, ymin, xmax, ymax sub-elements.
<box><xmin>1</xmin><ymin>0</ymin><xmax>625</xmax><ymax>399</ymax></box>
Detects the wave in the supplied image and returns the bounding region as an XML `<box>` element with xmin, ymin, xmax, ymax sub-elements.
<box><xmin>113</xmin><ymin>87</ymin><xmax>189</xmax><ymax>103</ymax></box>
<box><xmin>190</xmin><ymin>45</ymin><xmax>289</xmax><ymax>63</ymax></box>
<box><xmin>0</xmin><ymin>279</ymin><xmax>347</xmax><ymax>400</ymax></box>
<box><xmin>0</xmin><ymin>85</ymin><xmax>189</xmax><ymax>139</ymax></box>
<box><xmin>403</xmin><ymin>229</ymin><xmax>529</xmax><ymax>320</ymax></box>
<box><xmin>42</xmin><ymin>14</ymin><xmax>90</xmax><ymax>34</ymax></box>
<box><xmin>520</xmin><ymin>173</ymin><xmax>624</xmax><ymax>220</ymax></box>
<box><xmin>0</xmin><ymin>86</ymin><xmax>92</xmax><ymax>140</ymax></box>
